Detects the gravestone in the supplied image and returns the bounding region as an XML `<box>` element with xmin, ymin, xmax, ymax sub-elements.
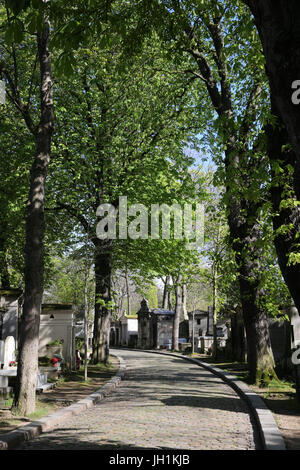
<box><xmin>3</xmin><ymin>336</ymin><xmax>15</xmax><ymax>369</ymax></box>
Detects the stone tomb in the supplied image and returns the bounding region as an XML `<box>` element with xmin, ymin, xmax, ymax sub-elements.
<box><xmin>137</xmin><ymin>299</ymin><xmax>174</xmax><ymax>349</ymax></box>
<box><xmin>110</xmin><ymin>314</ymin><xmax>138</xmax><ymax>348</ymax></box>
<box><xmin>3</xmin><ymin>335</ymin><xmax>15</xmax><ymax>369</ymax></box>
<box><xmin>39</xmin><ymin>304</ymin><xmax>75</xmax><ymax>369</ymax></box>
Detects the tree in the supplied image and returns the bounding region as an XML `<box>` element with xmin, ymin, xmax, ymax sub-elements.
<box><xmin>181</xmin><ymin>282</ymin><xmax>188</xmax><ymax>320</ymax></box>
<box><xmin>15</xmin><ymin>18</ymin><xmax>54</xmax><ymax>415</ymax></box>
<box><xmin>161</xmin><ymin>275</ymin><xmax>172</xmax><ymax>309</ymax></box>
<box><xmin>0</xmin><ymin>2</ymin><xmax>55</xmax><ymax>414</ymax></box>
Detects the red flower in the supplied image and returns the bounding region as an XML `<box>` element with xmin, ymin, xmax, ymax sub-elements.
<box><xmin>50</xmin><ymin>357</ymin><xmax>59</xmax><ymax>365</ymax></box>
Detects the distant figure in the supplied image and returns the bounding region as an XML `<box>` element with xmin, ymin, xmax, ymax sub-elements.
<box><xmin>75</xmin><ymin>349</ymin><xmax>81</xmax><ymax>370</ymax></box>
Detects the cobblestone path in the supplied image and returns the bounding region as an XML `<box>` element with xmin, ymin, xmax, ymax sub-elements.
<box><xmin>18</xmin><ymin>350</ymin><xmax>260</xmax><ymax>450</ymax></box>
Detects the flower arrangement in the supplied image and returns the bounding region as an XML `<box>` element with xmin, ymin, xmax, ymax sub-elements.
<box><xmin>9</xmin><ymin>361</ymin><xmax>16</xmax><ymax>367</ymax></box>
<box><xmin>50</xmin><ymin>357</ymin><xmax>59</xmax><ymax>367</ymax></box>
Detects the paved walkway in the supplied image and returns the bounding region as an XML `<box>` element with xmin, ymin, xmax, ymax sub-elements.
<box><xmin>18</xmin><ymin>350</ymin><xmax>260</xmax><ymax>450</ymax></box>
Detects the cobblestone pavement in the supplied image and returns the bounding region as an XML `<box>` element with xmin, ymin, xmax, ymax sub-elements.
<box><xmin>18</xmin><ymin>350</ymin><xmax>260</xmax><ymax>450</ymax></box>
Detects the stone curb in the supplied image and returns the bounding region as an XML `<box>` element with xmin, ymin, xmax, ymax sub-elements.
<box><xmin>0</xmin><ymin>354</ymin><xmax>126</xmax><ymax>450</ymax></box>
<box><xmin>138</xmin><ymin>349</ymin><xmax>286</xmax><ymax>451</ymax></box>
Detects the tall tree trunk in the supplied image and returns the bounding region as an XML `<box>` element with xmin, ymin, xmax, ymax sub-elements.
<box><xmin>230</xmin><ymin>308</ymin><xmax>246</xmax><ymax>363</ymax></box>
<box><xmin>239</xmin><ymin>261</ymin><xmax>276</xmax><ymax>384</ymax></box>
<box><xmin>191</xmin><ymin>310</ymin><xmax>195</xmax><ymax>354</ymax></box>
<box><xmin>172</xmin><ymin>274</ymin><xmax>182</xmax><ymax>351</ymax></box>
<box><xmin>266</xmin><ymin>100</ymin><xmax>300</xmax><ymax>314</ymax></box>
<box><xmin>91</xmin><ymin>239</ymin><xmax>112</xmax><ymax>365</ymax></box>
<box><xmin>13</xmin><ymin>20</ymin><xmax>54</xmax><ymax>415</ymax></box>
<box><xmin>83</xmin><ymin>236</ymin><xmax>90</xmax><ymax>382</ymax></box>
<box><xmin>125</xmin><ymin>269</ymin><xmax>130</xmax><ymax>316</ymax></box>
<box><xmin>168</xmin><ymin>277</ymin><xmax>173</xmax><ymax>311</ymax></box>
<box><xmin>162</xmin><ymin>276</ymin><xmax>168</xmax><ymax>309</ymax></box>
<box><xmin>244</xmin><ymin>0</ymin><xmax>300</xmax><ymax>172</ymax></box>
<box><xmin>182</xmin><ymin>283</ymin><xmax>188</xmax><ymax>320</ymax></box>
<box><xmin>225</xmin><ymin>145</ymin><xmax>276</xmax><ymax>385</ymax></box>
<box><xmin>162</xmin><ymin>275</ymin><xmax>172</xmax><ymax>309</ymax></box>
<box><xmin>118</xmin><ymin>289</ymin><xmax>124</xmax><ymax>318</ymax></box>
<box><xmin>233</xmin><ymin>212</ymin><xmax>276</xmax><ymax>385</ymax></box>
<box><xmin>212</xmin><ymin>266</ymin><xmax>218</xmax><ymax>360</ymax></box>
